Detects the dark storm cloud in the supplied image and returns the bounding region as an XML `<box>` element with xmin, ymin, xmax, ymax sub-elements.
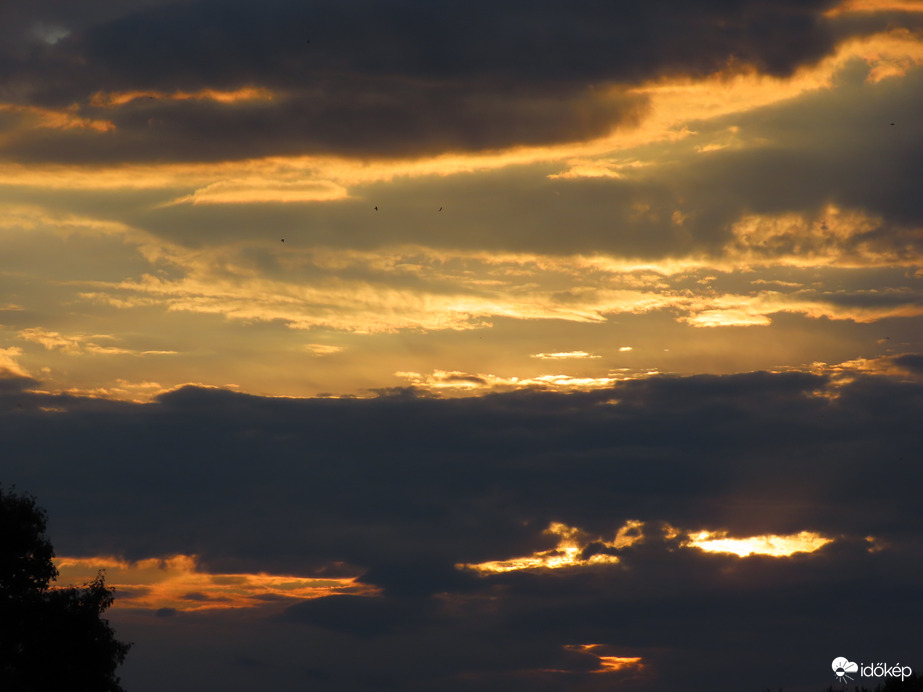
<box><xmin>114</xmin><ymin>534</ymin><xmax>923</xmax><ymax>692</ymax></box>
<box><xmin>0</xmin><ymin>0</ymin><xmax>840</xmax><ymax>161</ymax></box>
<box><xmin>2</xmin><ymin>367</ymin><xmax>922</xmax><ymax>578</ymax></box>
<box><xmin>4</xmin><ymin>367</ymin><xmax>923</xmax><ymax>690</ymax></box>
<box><xmin>58</xmin><ymin>0</ymin><xmax>839</xmax><ymax>92</ymax></box>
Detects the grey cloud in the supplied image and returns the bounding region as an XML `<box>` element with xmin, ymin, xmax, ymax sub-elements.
<box><xmin>0</xmin><ymin>0</ymin><xmax>841</xmax><ymax>162</ymax></box>
<box><xmin>278</xmin><ymin>594</ymin><xmax>432</xmax><ymax>638</ymax></box>
<box><xmin>4</xmin><ymin>84</ymin><xmax>647</xmax><ymax>163</ymax></box>
<box><xmin>4</xmin><ymin>367</ymin><xmax>922</xmax><ymax>690</ymax></box>
<box><xmin>893</xmin><ymin>353</ymin><xmax>923</xmax><ymax>373</ymax></box>
<box><xmin>2</xmin><ymin>368</ymin><xmax>922</xmax><ymax>573</ymax></box>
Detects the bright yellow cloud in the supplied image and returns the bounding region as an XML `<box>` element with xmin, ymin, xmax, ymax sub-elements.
<box><xmin>458</xmin><ymin>521</ymin><xmax>643</xmax><ymax>574</ymax></box>
<box><xmin>0</xmin><ymin>347</ymin><xmax>30</xmax><ymax>378</ymax></box>
<box><xmin>531</xmin><ymin>351</ymin><xmax>601</xmax><ymax>359</ymax></box>
<box><xmin>685</xmin><ymin>530</ymin><xmax>833</xmax><ymax>557</ymax></box>
<box><xmin>460</xmin><ymin>522</ymin><xmax>838</xmax><ymax>575</ymax></box>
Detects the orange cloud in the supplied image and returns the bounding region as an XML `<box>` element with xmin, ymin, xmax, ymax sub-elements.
<box><xmin>0</xmin><ymin>102</ymin><xmax>114</xmax><ymax>135</ymax></box>
<box><xmin>564</xmin><ymin>645</ymin><xmax>646</xmax><ymax>675</ymax></box>
<box><xmin>55</xmin><ymin>555</ymin><xmax>375</xmax><ymax>612</ymax></box>
<box><xmin>825</xmin><ymin>0</ymin><xmax>923</xmax><ymax>17</ymax></box>
<box><xmin>89</xmin><ymin>86</ymin><xmax>276</xmax><ymax>108</ymax></box>
<box><xmin>458</xmin><ymin>521</ymin><xmax>643</xmax><ymax>574</ymax></box>
<box><xmin>460</xmin><ymin>522</ymin><xmax>838</xmax><ymax>575</ymax></box>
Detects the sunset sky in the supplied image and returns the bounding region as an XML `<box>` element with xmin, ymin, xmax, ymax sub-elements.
<box><xmin>2</xmin><ymin>0</ymin><xmax>923</xmax><ymax>690</ymax></box>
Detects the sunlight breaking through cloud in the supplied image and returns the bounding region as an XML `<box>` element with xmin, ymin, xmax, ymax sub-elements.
<box><xmin>684</xmin><ymin>530</ymin><xmax>833</xmax><ymax>557</ymax></box>
<box><xmin>458</xmin><ymin>521</ymin><xmax>642</xmax><ymax>574</ymax></box>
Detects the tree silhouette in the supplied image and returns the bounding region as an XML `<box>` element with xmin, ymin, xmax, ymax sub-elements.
<box><xmin>0</xmin><ymin>487</ymin><xmax>131</xmax><ymax>692</ymax></box>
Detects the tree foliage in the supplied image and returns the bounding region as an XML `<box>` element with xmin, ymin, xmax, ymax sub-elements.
<box><xmin>0</xmin><ymin>487</ymin><xmax>131</xmax><ymax>692</ymax></box>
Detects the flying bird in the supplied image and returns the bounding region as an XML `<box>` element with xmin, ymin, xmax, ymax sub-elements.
<box><xmin>438</xmin><ymin>206</ymin><xmax>443</xmax><ymax>212</ymax></box>
<box><xmin>374</xmin><ymin>206</ymin><xmax>378</xmax><ymax>211</ymax></box>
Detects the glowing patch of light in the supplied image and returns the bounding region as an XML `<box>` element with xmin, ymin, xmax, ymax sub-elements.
<box><xmin>531</xmin><ymin>351</ymin><xmax>601</xmax><ymax>359</ymax></box>
<box><xmin>564</xmin><ymin>645</ymin><xmax>646</xmax><ymax>674</ymax></box>
<box><xmin>304</xmin><ymin>343</ymin><xmax>344</xmax><ymax>356</ymax></box>
<box><xmin>55</xmin><ymin>555</ymin><xmax>375</xmax><ymax>611</ymax></box>
<box><xmin>685</xmin><ymin>530</ymin><xmax>832</xmax><ymax>557</ymax></box>
<box><xmin>683</xmin><ymin>308</ymin><xmax>773</xmax><ymax>328</ymax></box>
<box><xmin>396</xmin><ymin>369</ymin><xmax>635</xmax><ymax>394</ymax></box>
<box><xmin>825</xmin><ymin>0</ymin><xmax>923</xmax><ymax>16</ymax></box>
<box><xmin>458</xmin><ymin>521</ymin><xmax>643</xmax><ymax>574</ymax></box>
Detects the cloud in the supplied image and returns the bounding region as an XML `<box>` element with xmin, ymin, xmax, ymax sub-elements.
<box><xmin>0</xmin><ymin>346</ymin><xmax>31</xmax><ymax>379</ymax></box>
<box><xmin>3</xmin><ymin>367</ymin><xmax>923</xmax><ymax>690</ymax></box>
<box><xmin>531</xmin><ymin>351</ymin><xmax>601</xmax><ymax>360</ymax></box>
<box><xmin>0</xmin><ymin>0</ymin><xmax>846</xmax><ymax>164</ymax></box>
<box><xmin>54</xmin><ymin>554</ymin><xmax>373</xmax><ymax>612</ymax></box>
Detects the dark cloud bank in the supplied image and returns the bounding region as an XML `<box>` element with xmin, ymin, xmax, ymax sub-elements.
<box><xmin>0</xmin><ymin>0</ymin><xmax>846</xmax><ymax>161</ymax></box>
<box><xmin>2</xmin><ymin>366</ymin><xmax>922</xmax><ymax>691</ymax></box>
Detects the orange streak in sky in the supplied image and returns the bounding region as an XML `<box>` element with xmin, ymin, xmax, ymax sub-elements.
<box><xmin>825</xmin><ymin>0</ymin><xmax>923</xmax><ymax>16</ymax></box>
<box><xmin>0</xmin><ymin>103</ymin><xmax>114</xmax><ymax>132</ymax></box>
<box><xmin>90</xmin><ymin>86</ymin><xmax>275</xmax><ymax>107</ymax></box>
<box><xmin>55</xmin><ymin>555</ymin><xmax>376</xmax><ymax>611</ymax></box>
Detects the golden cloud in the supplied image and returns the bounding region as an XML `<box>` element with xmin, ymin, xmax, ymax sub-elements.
<box><xmin>684</xmin><ymin>530</ymin><xmax>833</xmax><ymax>557</ymax></box>
<box><xmin>55</xmin><ymin>554</ymin><xmax>375</xmax><ymax>612</ymax></box>
<box><xmin>460</xmin><ymin>522</ymin><xmax>839</xmax><ymax>576</ymax></box>
<box><xmin>458</xmin><ymin>521</ymin><xmax>643</xmax><ymax>574</ymax></box>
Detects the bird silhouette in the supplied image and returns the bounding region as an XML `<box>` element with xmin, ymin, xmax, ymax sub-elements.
<box><xmin>374</xmin><ymin>206</ymin><xmax>378</xmax><ymax>211</ymax></box>
<box><xmin>438</xmin><ymin>206</ymin><xmax>443</xmax><ymax>212</ymax></box>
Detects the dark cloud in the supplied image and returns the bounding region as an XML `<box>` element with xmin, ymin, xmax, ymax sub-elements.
<box><xmin>4</xmin><ymin>85</ymin><xmax>647</xmax><ymax>163</ymax></box>
<box><xmin>893</xmin><ymin>353</ymin><xmax>923</xmax><ymax>373</ymax></box>
<box><xmin>181</xmin><ymin>591</ymin><xmax>230</xmax><ymax>602</ymax></box>
<box><xmin>278</xmin><ymin>594</ymin><xmax>432</xmax><ymax>638</ymax></box>
<box><xmin>71</xmin><ymin>0</ymin><xmax>838</xmax><ymax>88</ymax></box>
<box><xmin>0</xmin><ymin>0</ymin><xmax>841</xmax><ymax>161</ymax></box>
<box><xmin>3</xmin><ymin>369</ymin><xmax>922</xmax><ymax>570</ymax></box>
<box><xmin>4</xmin><ymin>368</ymin><xmax>922</xmax><ymax>690</ymax></box>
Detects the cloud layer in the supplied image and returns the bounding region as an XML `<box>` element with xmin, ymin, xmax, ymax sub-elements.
<box><xmin>3</xmin><ymin>368</ymin><xmax>922</xmax><ymax>690</ymax></box>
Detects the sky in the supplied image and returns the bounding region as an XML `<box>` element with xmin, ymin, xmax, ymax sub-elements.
<box><xmin>1</xmin><ymin>0</ymin><xmax>923</xmax><ymax>690</ymax></box>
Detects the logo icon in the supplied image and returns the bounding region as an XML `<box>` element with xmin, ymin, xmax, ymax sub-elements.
<box><xmin>832</xmin><ymin>657</ymin><xmax>858</xmax><ymax>683</ymax></box>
